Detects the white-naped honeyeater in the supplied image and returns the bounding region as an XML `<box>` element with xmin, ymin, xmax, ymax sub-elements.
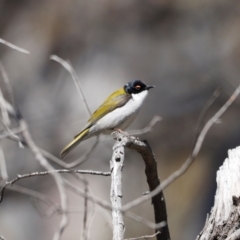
<box><xmin>60</xmin><ymin>80</ymin><xmax>155</xmax><ymax>158</ymax></box>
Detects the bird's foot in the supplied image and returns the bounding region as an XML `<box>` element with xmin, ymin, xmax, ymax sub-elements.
<box><xmin>113</xmin><ymin>128</ymin><xmax>129</xmax><ymax>136</ymax></box>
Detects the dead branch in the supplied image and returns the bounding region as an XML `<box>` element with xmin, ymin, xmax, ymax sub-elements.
<box><xmin>129</xmin><ymin>115</ymin><xmax>162</xmax><ymax>136</ymax></box>
<box><xmin>50</xmin><ymin>55</ymin><xmax>91</xmax><ymax>116</ymax></box>
<box><xmin>0</xmin><ymin>89</ymin><xmax>69</xmax><ymax>240</ymax></box>
<box><xmin>19</xmin><ymin>118</ymin><xmax>69</xmax><ymax>240</ymax></box>
<box><xmin>124</xmin><ymin>231</ymin><xmax>160</xmax><ymax>240</ymax></box>
<box><xmin>7</xmin><ymin>184</ymin><xmax>60</xmax><ymax>215</ymax></box>
<box><xmin>111</xmin><ymin>135</ymin><xmax>126</xmax><ymax>240</ymax></box>
<box><xmin>40</xmin><ymin>137</ymin><xmax>99</xmax><ymax>168</ymax></box>
<box><xmin>0</xmin><ymin>235</ymin><xmax>5</xmax><ymax>240</ymax></box>
<box><xmin>112</xmin><ymin>132</ymin><xmax>170</xmax><ymax>240</ymax></box>
<box><xmin>0</xmin><ymin>169</ymin><xmax>110</xmax><ymax>202</ymax></box>
<box><xmin>0</xmin><ymin>38</ymin><xmax>30</xmax><ymax>54</ymax></box>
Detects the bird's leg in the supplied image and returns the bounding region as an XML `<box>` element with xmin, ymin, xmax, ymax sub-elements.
<box><xmin>113</xmin><ymin>128</ymin><xmax>129</xmax><ymax>136</ymax></box>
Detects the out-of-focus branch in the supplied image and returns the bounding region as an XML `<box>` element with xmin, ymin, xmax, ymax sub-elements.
<box><xmin>0</xmin><ymin>61</ymin><xmax>15</xmax><ymax>106</ymax></box>
<box><xmin>0</xmin><ymin>234</ymin><xmax>5</xmax><ymax>240</ymax></box>
<box><xmin>124</xmin><ymin>211</ymin><xmax>166</xmax><ymax>229</ymax></box>
<box><xmin>122</xmin><ymin>85</ymin><xmax>240</xmax><ymax>213</ymax></box>
<box><xmin>129</xmin><ymin>115</ymin><xmax>161</xmax><ymax>136</ymax></box>
<box><xmin>0</xmin><ymin>88</ymin><xmax>68</xmax><ymax>240</ymax></box>
<box><xmin>49</xmin><ymin>55</ymin><xmax>99</xmax><ymax>168</ymax></box>
<box><xmin>7</xmin><ymin>184</ymin><xmax>61</xmax><ymax>216</ymax></box>
<box><xmin>0</xmin><ymin>88</ymin><xmax>10</xmax><ymax>126</ymax></box>
<box><xmin>0</xmin><ymin>38</ymin><xmax>30</xmax><ymax>54</ymax></box>
<box><xmin>40</xmin><ymin>137</ymin><xmax>99</xmax><ymax>168</ymax></box>
<box><xmin>64</xmin><ymin>178</ymin><xmax>163</xmax><ymax>230</ymax></box>
<box><xmin>0</xmin><ymin>143</ymin><xmax>8</xmax><ymax>180</ymax></box>
<box><xmin>0</xmin><ymin>169</ymin><xmax>110</xmax><ymax>202</ymax></box>
<box><xmin>19</xmin><ymin>118</ymin><xmax>68</xmax><ymax>240</ymax></box>
<box><xmin>50</xmin><ymin>55</ymin><xmax>91</xmax><ymax>116</ymax></box>
<box><xmin>112</xmin><ymin>132</ymin><xmax>170</xmax><ymax>240</ymax></box>
<box><xmin>191</xmin><ymin>88</ymin><xmax>220</xmax><ymax>151</ymax></box>
<box><xmin>124</xmin><ymin>231</ymin><xmax>160</xmax><ymax>240</ymax></box>
<box><xmin>110</xmin><ymin>135</ymin><xmax>125</xmax><ymax>240</ymax></box>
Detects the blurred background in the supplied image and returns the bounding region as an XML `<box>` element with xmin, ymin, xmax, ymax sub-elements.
<box><xmin>1</xmin><ymin>0</ymin><xmax>240</xmax><ymax>239</ymax></box>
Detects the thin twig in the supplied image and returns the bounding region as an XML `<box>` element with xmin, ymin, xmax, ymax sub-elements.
<box><xmin>0</xmin><ymin>126</ymin><xmax>23</xmax><ymax>140</ymax></box>
<box><xmin>0</xmin><ymin>169</ymin><xmax>110</xmax><ymax>202</ymax></box>
<box><xmin>122</xmin><ymin>85</ymin><xmax>240</xmax><ymax>212</ymax></box>
<box><xmin>103</xmin><ymin>116</ymin><xmax>161</xmax><ymax>141</ymax></box>
<box><xmin>0</xmin><ymin>142</ymin><xmax>8</xmax><ymax>180</ymax></box>
<box><xmin>0</xmin><ymin>235</ymin><xmax>5</xmax><ymax>240</ymax></box>
<box><xmin>50</xmin><ymin>55</ymin><xmax>91</xmax><ymax>116</ymax></box>
<box><xmin>64</xmin><ymin>179</ymin><xmax>164</xmax><ymax>230</ymax></box>
<box><xmin>124</xmin><ymin>231</ymin><xmax>160</xmax><ymax>240</ymax></box>
<box><xmin>85</xmin><ymin>202</ymin><xmax>97</xmax><ymax>240</ymax></box>
<box><xmin>191</xmin><ymin>88</ymin><xmax>220</xmax><ymax>151</ymax></box>
<box><xmin>124</xmin><ymin>211</ymin><xmax>166</xmax><ymax>230</ymax></box>
<box><xmin>129</xmin><ymin>116</ymin><xmax>162</xmax><ymax>135</ymax></box>
<box><xmin>19</xmin><ymin>117</ymin><xmax>69</xmax><ymax>240</ymax></box>
<box><xmin>82</xmin><ymin>182</ymin><xmax>89</xmax><ymax>240</ymax></box>
<box><xmin>0</xmin><ymin>38</ymin><xmax>30</xmax><ymax>54</ymax></box>
<box><xmin>0</xmin><ymin>88</ymin><xmax>10</xmax><ymax>126</ymax></box>
<box><xmin>40</xmin><ymin>137</ymin><xmax>99</xmax><ymax>168</ymax></box>
<box><xmin>0</xmin><ymin>61</ymin><xmax>16</xmax><ymax>106</ymax></box>
<box><xmin>6</xmin><ymin>184</ymin><xmax>60</xmax><ymax>214</ymax></box>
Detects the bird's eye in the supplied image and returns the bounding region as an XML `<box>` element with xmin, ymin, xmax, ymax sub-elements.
<box><xmin>135</xmin><ymin>85</ymin><xmax>141</xmax><ymax>90</ymax></box>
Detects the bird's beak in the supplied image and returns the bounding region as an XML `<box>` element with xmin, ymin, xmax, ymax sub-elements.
<box><xmin>146</xmin><ymin>85</ymin><xmax>155</xmax><ymax>90</ymax></box>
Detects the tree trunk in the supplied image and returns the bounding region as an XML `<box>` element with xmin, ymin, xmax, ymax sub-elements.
<box><xmin>197</xmin><ymin>146</ymin><xmax>240</xmax><ymax>240</ymax></box>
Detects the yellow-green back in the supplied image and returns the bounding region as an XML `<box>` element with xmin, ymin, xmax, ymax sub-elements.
<box><xmin>73</xmin><ymin>87</ymin><xmax>130</xmax><ymax>138</ymax></box>
<box><xmin>88</xmin><ymin>87</ymin><xmax>130</xmax><ymax>124</ymax></box>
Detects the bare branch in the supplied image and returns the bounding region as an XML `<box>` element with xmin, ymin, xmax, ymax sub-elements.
<box><xmin>19</xmin><ymin>119</ymin><xmax>69</xmax><ymax>240</ymax></box>
<box><xmin>124</xmin><ymin>211</ymin><xmax>166</xmax><ymax>230</ymax></box>
<box><xmin>129</xmin><ymin>115</ymin><xmax>162</xmax><ymax>135</ymax></box>
<box><xmin>6</xmin><ymin>184</ymin><xmax>60</xmax><ymax>214</ymax></box>
<box><xmin>64</xmin><ymin>179</ymin><xmax>163</xmax><ymax>230</ymax></box>
<box><xmin>0</xmin><ymin>38</ymin><xmax>30</xmax><ymax>54</ymax></box>
<box><xmin>112</xmin><ymin>132</ymin><xmax>170</xmax><ymax>240</ymax></box>
<box><xmin>0</xmin><ymin>62</ymin><xmax>15</xmax><ymax>106</ymax></box>
<box><xmin>122</xmin><ymin>85</ymin><xmax>240</xmax><ymax>213</ymax></box>
<box><xmin>0</xmin><ymin>88</ymin><xmax>10</xmax><ymax>126</ymax></box>
<box><xmin>191</xmin><ymin>88</ymin><xmax>220</xmax><ymax>150</ymax></box>
<box><xmin>110</xmin><ymin>136</ymin><xmax>125</xmax><ymax>240</ymax></box>
<box><xmin>0</xmin><ymin>142</ymin><xmax>8</xmax><ymax>180</ymax></box>
<box><xmin>0</xmin><ymin>126</ymin><xmax>23</xmax><ymax>140</ymax></box>
<box><xmin>30</xmin><ymin>136</ymin><xmax>98</xmax><ymax>169</ymax></box>
<box><xmin>0</xmin><ymin>235</ymin><xmax>5</xmax><ymax>240</ymax></box>
<box><xmin>0</xmin><ymin>169</ymin><xmax>110</xmax><ymax>202</ymax></box>
<box><xmin>124</xmin><ymin>231</ymin><xmax>160</xmax><ymax>240</ymax></box>
<box><xmin>50</xmin><ymin>55</ymin><xmax>91</xmax><ymax>116</ymax></box>
<box><xmin>82</xmin><ymin>182</ymin><xmax>89</xmax><ymax>240</ymax></box>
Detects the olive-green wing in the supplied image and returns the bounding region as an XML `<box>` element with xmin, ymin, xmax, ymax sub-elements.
<box><xmin>74</xmin><ymin>88</ymin><xmax>131</xmax><ymax>138</ymax></box>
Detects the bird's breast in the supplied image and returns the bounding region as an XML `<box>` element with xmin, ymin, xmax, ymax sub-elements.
<box><xmin>91</xmin><ymin>90</ymin><xmax>148</xmax><ymax>133</ymax></box>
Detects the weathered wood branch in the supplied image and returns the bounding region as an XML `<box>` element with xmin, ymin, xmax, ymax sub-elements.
<box><xmin>112</xmin><ymin>132</ymin><xmax>170</xmax><ymax>240</ymax></box>
<box><xmin>197</xmin><ymin>146</ymin><xmax>240</xmax><ymax>240</ymax></box>
<box><xmin>111</xmin><ymin>135</ymin><xmax>126</xmax><ymax>240</ymax></box>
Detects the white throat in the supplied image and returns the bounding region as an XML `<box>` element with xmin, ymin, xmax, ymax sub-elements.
<box><xmin>131</xmin><ymin>90</ymin><xmax>149</xmax><ymax>103</ymax></box>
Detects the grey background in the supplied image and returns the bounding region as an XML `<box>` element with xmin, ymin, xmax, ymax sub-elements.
<box><xmin>0</xmin><ymin>1</ymin><xmax>240</xmax><ymax>239</ymax></box>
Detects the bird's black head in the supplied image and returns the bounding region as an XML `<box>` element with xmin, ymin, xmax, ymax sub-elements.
<box><xmin>124</xmin><ymin>80</ymin><xmax>155</xmax><ymax>94</ymax></box>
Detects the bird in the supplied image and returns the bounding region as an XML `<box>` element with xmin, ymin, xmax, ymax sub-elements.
<box><xmin>60</xmin><ymin>79</ymin><xmax>155</xmax><ymax>158</ymax></box>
